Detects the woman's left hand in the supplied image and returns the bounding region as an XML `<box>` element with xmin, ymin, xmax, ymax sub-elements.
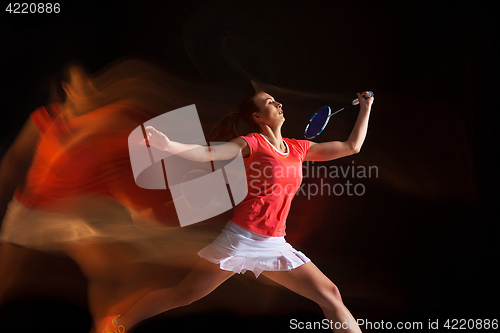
<box><xmin>357</xmin><ymin>91</ymin><xmax>374</xmax><ymax>109</ymax></box>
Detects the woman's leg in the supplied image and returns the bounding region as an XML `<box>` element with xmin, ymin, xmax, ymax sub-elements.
<box><xmin>116</xmin><ymin>258</ymin><xmax>234</xmax><ymax>330</ymax></box>
<box><xmin>262</xmin><ymin>262</ymin><xmax>362</xmax><ymax>333</ymax></box>
<box><xmin>64</xmin><ymin>241</ymin><xmax>145</xmax><ymax>325</ymax></box>
<box><xmin>0</xmin><ymin>242</ymin><xmax>30</xmax><ymax>305</ymax></box>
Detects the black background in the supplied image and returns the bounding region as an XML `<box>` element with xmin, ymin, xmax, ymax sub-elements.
<box><xmin>0</xmin><ymin>0</ymin><xmax>497</xmax><ymax>332</ymax></box>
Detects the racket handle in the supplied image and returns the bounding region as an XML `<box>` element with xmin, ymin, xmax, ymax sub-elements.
<box><xmin>351</xmin><ymin>91</ymin><xmax>374</xmax><ymax>105</ymax></box>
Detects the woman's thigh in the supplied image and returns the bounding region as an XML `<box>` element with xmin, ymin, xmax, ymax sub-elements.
<box><xmin>175</xmin><ymin>258</ymin><xmax>235</xmax><ymax>302</ymax></box>
<box><xmin>261</xmin><ymin>262</ymin><xmax>341</xmax><ymax>306</ymax></box>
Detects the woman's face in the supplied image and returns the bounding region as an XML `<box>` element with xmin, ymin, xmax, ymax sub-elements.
<box><xmin>63</xmin><ymin>66</ymin><xmax>96</xmax><ymax>101</ymax></box>
<box><xmin>252</xmin><ymin>92</ymin><xmax>285</xmax><ymax>128</ymax></box>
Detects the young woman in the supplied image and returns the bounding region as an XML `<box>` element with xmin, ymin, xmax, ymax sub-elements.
<box><xmin>0</xmin><ymin>62</ymin><xmax>185</xmax><ymax>329</ymax></box>
<box><xmin>101</xmin><ymin>90</ymin><xmax>373</xmax><ymax>333</ymax></box>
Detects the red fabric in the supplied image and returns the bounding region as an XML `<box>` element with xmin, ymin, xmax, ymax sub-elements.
<box><xmin>231</xmin><ymin>133</ymin><xmax>310</xmax><ymax>236</ymax></box>
<box><xmin>14</xmin><ymin>103</ymin><xmax>173</xmax><ymax>215</ymax></box>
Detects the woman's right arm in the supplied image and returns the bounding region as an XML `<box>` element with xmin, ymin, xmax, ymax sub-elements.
<box><xmin>144</xmin><ymin>126</ymin><xmax>249</xmax><ymax>161</ymax></box>
<box><xmin>0</xmin><ymin>118</ymin><xmax>40</xmax><ymax>217</ymax></box>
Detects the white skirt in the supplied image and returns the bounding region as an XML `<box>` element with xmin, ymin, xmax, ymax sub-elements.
<box><xmin>0</xmin><ymin>197</ymin><xmax>213</xmax><ymax>265</ymax></box>
<box><xmin>198</xmin><ymin>221</ymin><xmax>310</xmax><ymax>278</ymax></box>
<box><xmin>0</xmin><ymin>197</ymin><xmax>139</xmax><ymax>251</ymax></box>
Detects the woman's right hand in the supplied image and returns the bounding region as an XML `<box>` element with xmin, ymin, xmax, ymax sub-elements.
<box><xmin>144</xmin><ymin>126</ymin><xmax>171</xmax><ymax>151</ymax></box>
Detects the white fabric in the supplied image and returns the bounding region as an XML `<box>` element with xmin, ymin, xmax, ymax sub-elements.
<box><xmin>258</xmin><ymin>133</ymin><xmax>289</xmax><ymax>155</ymax></box>
<box><xmin>0</xmin><ymin>197</ymin><xmax>139</xmax><ymax>251</ymax></box>
<box><xmin>198</xmin><ymin>221</ymin><xmax>310</xmax><ymax>277</ymax></box>
<box><xmin>0</xmin><ymin>197</ymin><xmax>212</xmax><ymax>265</ymax></box>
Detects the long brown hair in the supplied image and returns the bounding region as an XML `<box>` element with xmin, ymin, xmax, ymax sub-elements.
<box><xmin>206</xmin><ymin>91</ymin><xmax>263</xmax><ymax>142</ymax></box>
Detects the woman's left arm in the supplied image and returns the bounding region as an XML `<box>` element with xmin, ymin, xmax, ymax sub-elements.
<box><xmin>305</xmin><ymin>92</ymin><xmax>374</xmax><ymax>162</ymax></box>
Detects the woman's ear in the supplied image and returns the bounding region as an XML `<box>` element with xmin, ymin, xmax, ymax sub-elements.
<box><xmin>61</xmin><ymin>82</ymin><xmax>69</xmax><ymax>94</ymax></box>
<box><xmin>252</xmin><ymin>112</ymin><xmax>262</xmax><ymax>122</ymax></box>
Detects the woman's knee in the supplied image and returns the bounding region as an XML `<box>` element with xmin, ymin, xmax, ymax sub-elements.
<box><xmin>316</xmin><ymin>283</ymin><xmax>344</xmax><ymax>309</ymax></box>
<box><xmin>170</xmin><ymin>287</ymin><xmax>203</xmax><ymax>308</ymax></box>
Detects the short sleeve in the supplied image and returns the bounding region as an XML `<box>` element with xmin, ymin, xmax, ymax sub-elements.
<box><xmin>290</xmin><ymin>139</ymin><xmax>310</xmax><ymax>162</ymax></box>
<box><xmin>239</xmin><ymin>133</ymin><xmax>259</xmax><ymax>158</ymax></box>
<box><xmin>30</xmin><ymin>104</ymin><xmax>59</xmax><ymax>133</ymax></box>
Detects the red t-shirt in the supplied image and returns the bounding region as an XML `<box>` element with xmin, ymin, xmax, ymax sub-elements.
<box><xmin>14</xmin><ymin>103</ymin><xmax>173</xmax><ymax>214</ymax></box>
<box><xmin>231</xmin><ymin>133</ymin><xmax>310</xmax><ymax>236</ymax></box>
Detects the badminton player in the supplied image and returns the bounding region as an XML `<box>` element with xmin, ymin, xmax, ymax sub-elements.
<box><xmin>102</xmin><ymin>90</ymin><xmax>373</xmax><ymax>333</ymax></box>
